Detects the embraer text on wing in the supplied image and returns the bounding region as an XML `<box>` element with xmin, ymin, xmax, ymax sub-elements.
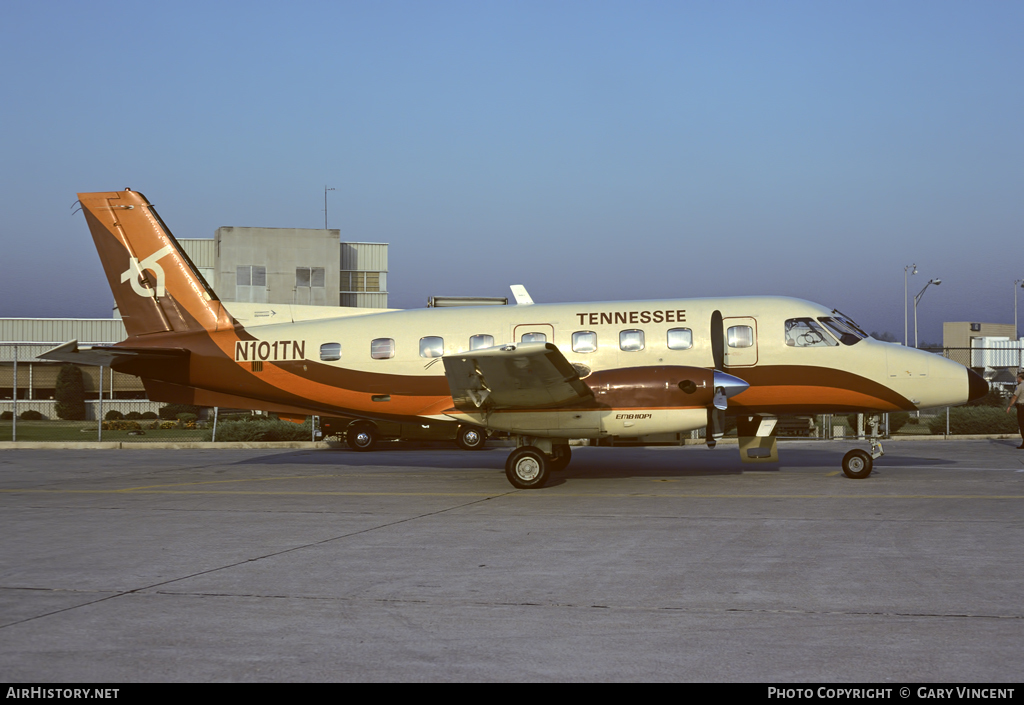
<box><xmin>575</xmin><ymin>310</ymin><xmax>686</xmax><ymax>326</ymax></box>
<box><xmin>234</xmin><ymin>340</ymin><xmax>306</xmax><ymax>362</ymax></box>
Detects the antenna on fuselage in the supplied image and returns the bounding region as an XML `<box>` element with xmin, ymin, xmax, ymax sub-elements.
<box><xmin>510</xmin><ymin>285</ymin><xmax>534</xmax><ymax>305</ymax></box>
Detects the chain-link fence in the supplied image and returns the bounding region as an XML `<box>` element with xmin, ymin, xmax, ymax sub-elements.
<box><xmin>3</xmin><ymin>342</ymin><xmax>1020</xmax><ymax>443</ymax></box>
<box><xmin>0</xmin><ymin>343</ymin><xmax>318</xmax><ymax>443</ymax></box>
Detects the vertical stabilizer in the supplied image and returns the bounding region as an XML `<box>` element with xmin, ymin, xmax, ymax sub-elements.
<box><xmin>77</xmin><ymin>189</ymin><xmax>236</xmax><ymax>338</ymax></box>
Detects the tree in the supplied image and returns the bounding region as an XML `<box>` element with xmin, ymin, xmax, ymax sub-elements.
<box><xmin>55</xmin><ymin>365</ymin><xmax>87</xmax><ymax>420</ymax></box>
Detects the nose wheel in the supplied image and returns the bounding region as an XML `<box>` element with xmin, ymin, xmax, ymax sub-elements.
<box><xmin>841</xmin><ymin>439</ymin><xmax>883</xmax><ymax>479</ymax></box>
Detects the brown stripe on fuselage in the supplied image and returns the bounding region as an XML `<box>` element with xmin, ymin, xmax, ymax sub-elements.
<box><xmin>728</xmin><ymin>365</ymin><xmax>914</xmax><ymax>412</ymax></box>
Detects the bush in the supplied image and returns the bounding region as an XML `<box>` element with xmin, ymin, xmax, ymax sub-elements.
<box><xmin>124</xmin><ymin>411</ymin><xmax>143</xmax><ymax>420</ymax></box>
<box><xmin>888</xmin><ymin>412</ymin><xmax>911</xmax><ymax>433</ymax></box>
<box><xmin>927</xmin><ymin>407</ymin><xmax>1020</xmax><ymax>435</ymax></box>
<box><xmin>159</xmin><ymin>404</ymin><xmax>200</xmax><ymax>420</ymax></box>
<box><xmin>140</xmin><ymin>411</ymin><xmax>158</xmax><ymax>420</ymax></box>
<box><xmin>55</xmin><ymin>365</ymin><xmax>87</xmax><ymax>420</ymax></box>
<box><xmin>105</xmin><ymin>410</ymin><xmax>124</xmax><ymax>421</ymax></box>
<box><xmin>0</xmin><ymin>411</ymin><xmax>11</xmax><ymax>421</ymax></box>
<box><xmin>205</xmin><ymin>418</ymin><xmax>313</xmax><ymax>442</ymax></box>
<box><xmin>19</xmin><ymin>410</ymin><xmax>44</xmax><ymax>421</ymax></box>
<box><xmin>102</xmin><ymin>420</ymin><xmax>142</xmax><ymax>431</ymax></box>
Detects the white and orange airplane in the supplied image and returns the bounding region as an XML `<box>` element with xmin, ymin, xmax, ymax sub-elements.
<box><xmin>44</xmin><ymin>189</ymin><xmax>988</xmax><ymax>488</ymax></box>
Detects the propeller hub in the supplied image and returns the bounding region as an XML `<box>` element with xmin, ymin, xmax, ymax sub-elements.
<box><xmin>713</xmin><ymin>370</ymin><xmax>749</xmax><ymax>399</ymax></box>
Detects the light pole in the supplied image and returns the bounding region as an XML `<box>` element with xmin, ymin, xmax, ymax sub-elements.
<box><xmin>914</xmin><ymin>278</ymin><xmax>941</xmax><ymax>349</ymax></box>
<box><xmin>324</xmin><ymin>186</ymin><xmax>336</xmax><ymax>229</ymax></box>
<box><xmin>904</xmin><ymin>264</ymin><xmax>917</xmax><ymax>346</ymax></box>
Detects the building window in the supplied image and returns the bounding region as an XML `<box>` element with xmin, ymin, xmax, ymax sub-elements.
<box><xmin>236</xmin><ymin>265</ymin><xmax>267</xmax><ymax>303</ymax></box>
<box><xmin>297</xmin><ymin>267</ymin><xmax>326</xmax><ymax>288</ymax></box>
<box><xmin>320</xmin><ymin>343</ymin><xmax>341</xmax><ymax>361</ymax></box>
<box><xmin>572</xmin><ymin>331</ymin><xmax>597</xmax><ymax>353</ymax></box>
<box><xmin>469</xmin><ymin>334</ymin><xmax>493</xmax><ymax>350</ymax></box>
<box><xmin>666</xmin><ymin>328</ymin><xmax>693</xmax><ymax>350</ymax></box>
<box><xmin>341</xmin><ymin>271</ymin><xmax>381</xmax><ymax>292</ymax></box>
<box><xmin>371</xmin><ymin>338</ymin><xmax>394</xmax><ymax>360</ymax></box>
<box><xmin>236</xmin><ymin>265</ymin><xmax>266</xmax><ymax>287</ymax></box>
<box><xmin>620</xmin><ymin>329</ymin><xmax>644</xmax><ymax>351</ymax></box>
<box><xmin>419</xmin><ymin>336</ymin><xmax>444</xmax><ymax>358</ymax></box>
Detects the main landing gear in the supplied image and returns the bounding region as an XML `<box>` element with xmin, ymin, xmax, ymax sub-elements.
<box><xmin>504</xmin><ymin>438</ymin><xmax>571</xmax><ymax>489</ymax></box>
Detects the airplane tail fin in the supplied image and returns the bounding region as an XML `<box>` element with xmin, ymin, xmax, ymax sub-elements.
<box><xmin>77</xmin><ymin>189</ymin><xmax>236</xmax><ymax>338</ymax></box>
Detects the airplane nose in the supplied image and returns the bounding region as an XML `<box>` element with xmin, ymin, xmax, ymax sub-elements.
<box><xmin>967</xmin><ymin>368</ymin><xmax>988</xmax><ymax>402</ymax></box>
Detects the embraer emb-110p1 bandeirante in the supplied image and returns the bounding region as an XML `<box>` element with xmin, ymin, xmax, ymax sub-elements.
<box><xmin>45</xmin><ymin>189</ymin><xmax>989</xmax><ymax>489</ymax></box>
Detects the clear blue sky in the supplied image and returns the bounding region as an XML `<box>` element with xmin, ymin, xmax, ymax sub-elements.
<box><xmin>1</xmin><ymin>0</ymin><xmax>1021</xmax><ymax>345</ymax></box>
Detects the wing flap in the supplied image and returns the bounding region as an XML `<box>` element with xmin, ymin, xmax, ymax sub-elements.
<box><xmin>442</xmin><ymin>342</ymin><xmax>592</xmax><ymax>410</ymax></box>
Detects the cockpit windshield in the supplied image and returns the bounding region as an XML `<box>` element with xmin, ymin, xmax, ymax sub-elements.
<box><xmin>818</xmin><ymin>314</ymin><xmax>868</xmax><ymax>345</ymax></box>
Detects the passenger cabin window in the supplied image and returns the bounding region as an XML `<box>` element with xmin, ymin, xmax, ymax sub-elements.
<box><xmin>727</xmin><ymin>325</ymin><xmax>754</xmax><ymax>348</ymax></box>
<box><xmin>419</xmin><ymin>336</ymin><xmax>444</xmax><ymax>358</ymax></box>
<box><xmin>521</xmin><ymin>332</ymin><xmax>547</xmax><ymax>343</ymax></box>
<box><xmin>469</xmin><ymin>334</ymin><xmax>494</xmax><ymax>350</ymax></box>
<box><xmin>320</xmin><ymin>342</ymin><xmax>341</xmax><ymax>361</ymax></box>
<box><xmin>572</xmin><ymin>331</ymin><xmax>597</xmax><ymax>353</ymax></box>
<box><xmin>619</xmin><ymin>329</ymin><xmax>645</xmax><ymax>351</ymax></box>
<box><xmin>371</xmin><ymin>338</ymin><xmax>395</xmax><ymax>360</ymax></box>
<box><xmin>785</xmin><ymin>318</ymin><xmax>837</xmax><ymax>347</ymax></box>
<box><xmin>667</xmin><ymin>328</ymin><xmax>693</xmax><ymax>350</ymax></box>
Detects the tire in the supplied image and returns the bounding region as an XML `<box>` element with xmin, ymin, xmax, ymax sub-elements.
<box><xmin>346</xmin><ymin>423</ymin><xmax>378</xmax><ymax>452</ymax></box>
<box><xmin>456</xmin><ymin>425</ymin><xmax>487</xmax><ymax>451</ymax></box>
<box><xmin>505</xmin><ymin>446</ymin><xmax>550</xmax><ymax>489</ymax></box>
<box><xmin>842</xmin><ymin>449</ymin><xmax>873</xmax><ymax>479</ymax></box>
<box><xmin>549</xmin><ymin>445</ymin><xmax>572</xmax><ymax>471</ymax></box>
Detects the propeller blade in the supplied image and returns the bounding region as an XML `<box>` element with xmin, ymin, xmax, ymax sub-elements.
<box><xmin>711</xmin><ymin>310</ymin><xmax>724</xmax><ymax>371</ymax></box>
<box><xmin>706</xmin><ymin>407</ymin><xmax>725</xmax><ymax>448</ymax></box>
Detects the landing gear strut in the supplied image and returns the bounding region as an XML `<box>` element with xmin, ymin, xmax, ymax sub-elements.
<box><xmin>841</xmin><ymin>418</ymin><xmax>884</xmax><ymax>479</ymax></box>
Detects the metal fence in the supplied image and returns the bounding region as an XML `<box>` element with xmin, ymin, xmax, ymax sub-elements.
<box><xmin>0</xmin><ymin>342</ymin><xmax>318</xmax><ymax>443</ymax></box>
<box><xmin>3</xmin><ymin>342</ymin><xmax>1019</xmax><ymax>443</ymax></box>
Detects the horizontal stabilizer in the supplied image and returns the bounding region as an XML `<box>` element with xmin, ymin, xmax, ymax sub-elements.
<box><xmin>39</xmin><ymin>340</ymin><xmax>187</xmax><ymax>367</ymax></box>
<box><xmin>442</xmin><ymin>342</ymin><xmax>592</xmax><ymax>410</ymax></box>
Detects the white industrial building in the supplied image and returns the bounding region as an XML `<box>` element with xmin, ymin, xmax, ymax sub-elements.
<box><xmin>1</xmin><ymin>230</ymin><xmax>388</xmax><ymax>419</ymax></box>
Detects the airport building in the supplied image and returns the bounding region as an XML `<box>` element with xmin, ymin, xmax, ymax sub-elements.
<box><xmin>1</xmin><ymin>231</ymin><xmax>388</xmax><ymax>418</ymax></box>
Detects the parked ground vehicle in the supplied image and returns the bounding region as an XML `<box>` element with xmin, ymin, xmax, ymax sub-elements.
<box><xmin>320</xmin><ymin>416</ymin><xmax>488</xmax><ymax>452</ymax></box>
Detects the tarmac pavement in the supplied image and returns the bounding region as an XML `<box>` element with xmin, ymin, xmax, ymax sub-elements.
<box><xmin>1</xmin><ymin>439</ymin><xmax>1022</xmax><ymax>682</ymax></box>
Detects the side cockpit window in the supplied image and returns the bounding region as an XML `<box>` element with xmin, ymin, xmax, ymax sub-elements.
<box><xmin>785</xmin><ymin>318</ymin><xmax>838</xmax><ymax>347</ymax></box>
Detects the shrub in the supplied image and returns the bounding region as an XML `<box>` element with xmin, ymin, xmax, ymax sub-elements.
<box><xmin>927</xmin><ymin>407</ymin><xmax>1019</xmax><ymax>435</ymax></box>
<box><xmin>206</xmin><ymin>418</ymin><xmax>313</xmax><ymax>442</ymax></box>
<box><xmin>19</xmin><ymin>410</ymin><xmax>44</xmax><ymax>421</ymax></box>
<box><xmin>0</xmin><ymin>411</ymin><xmax>12</xmax><ymax>421</ymax></box>
<box><xmin>159</xmin><ymin>404</ymin><xmax>200</xmax><ymax>420</ymax></box>
<box><xmin>887</xmin><ymin>412</ymin><xmax>911</xmax><ymax>433</ymax></box>
<box><xmin>55</xmin><ymin>365</ymin><xmax>87</xmax><ymax>420</ymax></box>
<box><xmin>105</xmin><ymin>410</ymin><xmax>125</xmax><ymax>421</ymax></box>
<box><xmin>102</xmin><ymin>420</ymin><xmax>142</xmax><ymax>431</ymax></box>
<box><xmin>124</xmin><ymin>411</ymin><xmax>143</xmax><ymax>420</ymax></box>
<box><xmin>141</xmin><ymin>411</ymin><xmax>158</xmax><ymax>420</ymax></box>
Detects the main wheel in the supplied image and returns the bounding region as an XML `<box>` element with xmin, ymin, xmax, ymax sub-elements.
<box><xmin>505</xmin><ymin>446</ymin><xmax>550</xmax><ymax>489</ymax></box>
<box><xmin>842</xmin><ymin>449</ymin><xmax>873</xmax><ymax>479</ymax></box>
<box><xmin>456</xmin><ymin>425</ymin><xmax>487</xmax><ymax>451</ymax></box>
<box><xmin>549</xmin><ymin>445</ymin><xmax>572</xmax><ymax>471</ymax></box>
<box><xmin>346</xmin><ymin>422</ymin><xmax>378</xmax><ymax>452</ymax></box>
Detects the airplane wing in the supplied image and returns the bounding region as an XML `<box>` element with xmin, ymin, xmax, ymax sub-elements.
<box><xmin>441</xmin><ymin>342</ymin><xmax>593</xmax><ymax>410</ymax></box>
<box><xmin>38</xmin><ymin>340</ymin><xmax>188</xmax><ymax>367</ymax></box>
